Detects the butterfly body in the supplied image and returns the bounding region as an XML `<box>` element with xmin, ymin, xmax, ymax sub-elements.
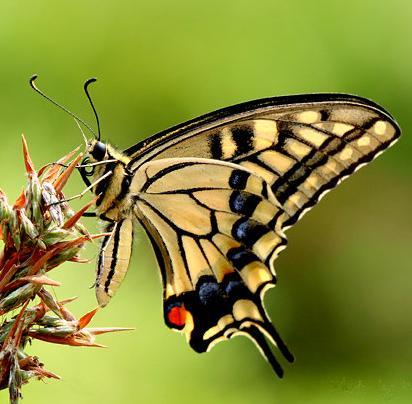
<box><xmin>80</xmin><ymin>93</ymin><xmax>400</xmax><ymax>377</ymax></box>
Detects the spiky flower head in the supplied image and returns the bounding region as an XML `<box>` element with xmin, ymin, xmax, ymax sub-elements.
<box><xmin>0</xmin><ymin>137</ymin><xmax>131</xmax><ymax>403</ymax></box>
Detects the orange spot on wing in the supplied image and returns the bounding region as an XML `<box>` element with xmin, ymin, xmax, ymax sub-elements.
<box><xmin>168</xmin><ymin>305</ymin><xmax>187</xmax><ymax>327</ymax></box>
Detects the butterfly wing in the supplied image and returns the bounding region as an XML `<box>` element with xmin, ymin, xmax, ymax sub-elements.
<box><xmin>126</xmin><ymin>94</ymin><xmax>400</xmax><ymax>228</ymax></box>
<box><xmin>95</xmin><ymin>218</ymin><xmax>134</xmax><ymax>307</ymax></box>
<box><xmin>121</xmin><ymin>94</ymin><xmax>399</xmax><ymax>375</ymax></box>
<box><xmin>131</xmin><ymin>157</ymin><xmax>293</xmax><ymax>376</ymax></box>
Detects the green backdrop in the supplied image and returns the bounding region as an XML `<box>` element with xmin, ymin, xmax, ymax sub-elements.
<box><xmin>0</xmin><ymin>1</ymin><xmax>411</xmax><ymax>403</ymax></box>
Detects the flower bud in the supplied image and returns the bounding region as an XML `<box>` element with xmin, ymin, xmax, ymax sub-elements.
<box><xmin>34</xmin><ymin>324</ymin><xmax>78</xmax><ymax>337</ymax></box>
<box><xmin>37</xmin><ymin>289</ymin><xmax>62</xmax><ymax>318</ymax></box>
<box><xmin>42</xmin><ymin>182</ymin><xmax>63</xmax><ymax>226</ymax></box>
<box><xmin>0</xmin><ymin>193</ymin><xmax>11</xmax><ymax>222</ymax></box>
<box><xmin>42</xmin><ymin>228</ymin><xmax>69</xmax><ymax>246</ymax></box>
<box><xmin>30</xmin><ymin>175</ymin><xmax>43</xmax><ymax>224</ymax></box>
<box><xmin>0</xmin><ymin>321</ymin><xmax>14</xmax><ymax>344</ymax></box>
<box><xmin>20</xmin><ymin>208</ymin><xmax>39</xmax><ymax>239</ymax></box>
<box><xmin>0</xmin><ymin>284</ymin><xmax>41</xmax><ymax>313</ymax></box>
<box><xmin>36</xmin><ymin>239</ymin><xmax>47</xmax><ymax>250</ymax></box>
<box><xmin>45</xmin><ymin>244</ymin><xmax>83</xmax><ymax>270</ymax></box>
<box><xmin>1</xmin><ymin>222</ymin><xmax>9</xmax><ymax>243</ymax></box>
<box><xmin>8</xmin><ymin>210</ymin><xmax>21</xmax><ymax>250</ymax></box>
<box><xmin>37</xmin><ymin>316</ymin><xmax>70</xmax><ymax>328</ymax></box>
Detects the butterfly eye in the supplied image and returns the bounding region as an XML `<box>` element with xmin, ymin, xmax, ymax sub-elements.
<box><xmin>91</xmin><ymin>141</ymin><xmax>107</xmax><ymax>161</ymax></box>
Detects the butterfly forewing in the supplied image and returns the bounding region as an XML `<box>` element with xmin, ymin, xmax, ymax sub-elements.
<box><xmin>126</xmin><ymin>95</ymin><xmax>400</xmax><ymax>228</ymax></box>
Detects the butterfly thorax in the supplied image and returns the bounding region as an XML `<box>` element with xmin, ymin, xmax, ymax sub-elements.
<box><xmin>86</xmin><ymin>140</ymin><xmax>134</xmax><ymax>221</ymax></box>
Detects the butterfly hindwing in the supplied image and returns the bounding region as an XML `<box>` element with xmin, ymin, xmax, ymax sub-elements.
<box><xmin>95</xmin><ymin>218</ymin><xmax>134</xmax><ymax>307</ymax></box>
<box><xmin>131</xmin><ymin>157</ymin><xmax>293</xmax><ymax>376</ymax></box>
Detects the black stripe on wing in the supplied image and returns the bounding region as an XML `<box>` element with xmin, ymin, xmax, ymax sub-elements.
<box><xmin>96</xmin><ymin>221</ymin><xmax>115</xmax><ymax>284</ymax></box>
<box><xmin>104</xmin><ymin>222</ymin><xmax>122</xmax><ymax>293</ymax></box>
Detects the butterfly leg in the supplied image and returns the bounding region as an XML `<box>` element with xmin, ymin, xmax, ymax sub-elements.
<box><xmin>58</xmin><ymin>170</ymin><xmax>113</xmax><ymax>204</ymax></box>
<box><xmin>82</xmin><ymin>212</ymin><xmax>97</xmax><ymax>217</ymax></box>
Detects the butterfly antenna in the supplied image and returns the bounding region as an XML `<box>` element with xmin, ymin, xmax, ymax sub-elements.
<box><xmin>29</xmin><ymin>75</ymin><xmax>97</xmax><ymax>138</ymax></box>
<box><xmin>74</xmin><ymin>118</ymin><xmax>89</xmax><ymax>148</ymax></box>
<box><xmin>83</xmin><ymin>78</ymin><xmax>101</xmax><ymax>141</ymax></box>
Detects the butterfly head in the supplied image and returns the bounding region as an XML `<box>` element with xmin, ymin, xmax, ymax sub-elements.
<box><xmin>78</xmin><ymin>139</ymin><xmax>109</xmax><ymax>181</ymax></box>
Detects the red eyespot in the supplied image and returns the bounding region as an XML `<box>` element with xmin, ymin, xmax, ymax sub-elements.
<box><xmin>167</xmin><ymin>305</ymin><xmax>187</xmax><ymax>328</ymax></box>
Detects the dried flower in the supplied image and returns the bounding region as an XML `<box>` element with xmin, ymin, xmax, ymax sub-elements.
<box><xmin>0</xmin><ymin>136</ymin><xmax>131</xmax><ymax>403</ymax></box>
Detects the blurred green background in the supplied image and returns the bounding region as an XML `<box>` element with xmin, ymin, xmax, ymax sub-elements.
<box><xmin>0</xmin><ymin>0</ymin><xmax>411</xmax><ymax>403</ymax></box>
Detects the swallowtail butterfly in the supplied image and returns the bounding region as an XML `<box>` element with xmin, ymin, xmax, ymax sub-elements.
<box><xmin>32</xmin><ymin>78</ymin><xmax>401</xmax><ymax>377</ymax></box>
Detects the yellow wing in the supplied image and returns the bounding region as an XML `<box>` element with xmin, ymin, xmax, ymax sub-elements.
<box><xmin>126</xmin><ymin>94</ymin><xmax>400</xmax><ymax>228</ymax></box>
<box><xmin>95</xmin><ymin>218</ymin><xmax>134</xmax><ymax>307</ymax></box>
<box><xmin>131</xmin><ymin>157</ymin><xmax>293</xmax><ymax>377</ymax></box>
<box><xmin>116</xmin><ymin>94</ymin><xmax>400</xmax><ymax>376</ymax></box>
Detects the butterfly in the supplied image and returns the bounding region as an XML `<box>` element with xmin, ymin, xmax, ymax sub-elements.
<box><xmin>30</xmin><ymin>78</ymin><xmax>401</xmax><ymax>377</ymax></box>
